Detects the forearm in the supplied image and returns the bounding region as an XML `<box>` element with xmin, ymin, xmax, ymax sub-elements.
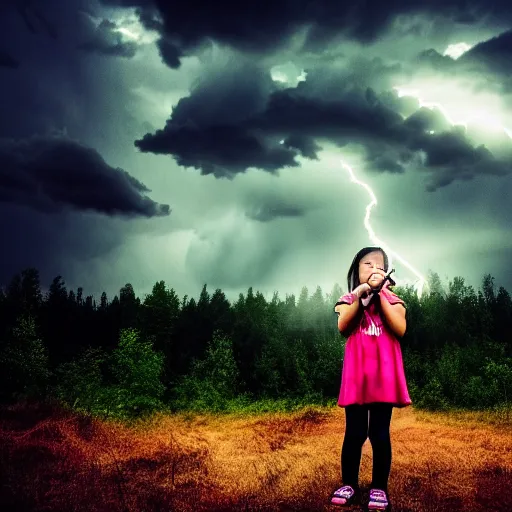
<box><xmin>336</xmin><ymin>297</ymin><xmax>360</xmax><ymax>333</ymax></box>
<box><xmin>379</xmin><ymin>293</ymin><xmax>406</xmax><ymax>337</ymax></box>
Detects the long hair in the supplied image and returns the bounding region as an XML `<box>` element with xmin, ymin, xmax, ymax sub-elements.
<box><xmin>347</xmin><ymin>246</ymin><xmax>389</xmax><ymax>292</ymax></box>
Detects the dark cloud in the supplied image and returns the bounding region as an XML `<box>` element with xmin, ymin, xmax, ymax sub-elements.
<box><xmin>281</xmin><ymin>135</ymin><xmax>321</xmax><ymax>160</ymax></box>
<box><xmin>134</xmin><ymin>56</ymin><xmax>407</xmax><ymax>177</ymax></box>
<box><xmin>0</xmin><ymin>0</ymin><xmax>63</xmax><ymax>68</ymax></box>
<box><xmin>101</xmin><ymin>0</ymin><xmax>512</xmax><ymax>67</ymax></box>
<box><xmin>364</xmin><ymin>145</ymin><xmax>410</xmax><ymax>174</ymax></box>
<box><xmin>0</xmin><ymin>136</ymin><xmax>170</xmax><ymax>217</ymax></box>
<box><xmin>156</xmin><ymin>37</ymin><xmax>182</xmax><ymax>68</ymax></box>
<box><xmin>415</xmin><ymin>48</ymin><xmax>456</xmax><ymax>71</ymax></box>
<box><xmin>246</xmin><ymin>203</ymin><xmax>306</xmax><ymax>223</ymax></box>
<box><xmin>15</xmin><ymin>0</ymin><xmax>59</xmax><ymax>39</ymax></box>
<box><xmin>0</xmin><ymin>0</ymin><xmax>138</xmax><ymax>79</ymax></box>
<box><xmin>378</xmin><ymin>91</ymin><xmax>421</xmax><ymax>119</ymax></box>
<box><xmin>0</xmin><ymin>49</ymin><xmax>19</xmax><ymax>68</ymax></box>
<box><xmin>78</xmin><ymin>19</ymin><xmax>138</xmax><ymax>58</ymax></box>
<box><xmin>248</xmin><ymin>88</ymin><xmax>404</xmax><ymax>137</ymax></box>
<box><xmin>412</xmin><ymin>130</ymin><xmax>511</xmax><ymax>191</ymax></box>
<box><xmin>170</xmin><ymin>60</ymin><xmax>276</xmax><ymax>126</ymax></box>
<box><xmin>290</xmin><ymin>57</ymin><xmax>402</xmax><ymax>103</ymax></box>
<box><xmin>403</xmin><ymin>107</ymin><xmax>452</xmax><ymax>134</ymax></box>
<box><xmin>412</xmin><ymin>30</ymin><xmax>512</xmax><ymax>90</ymax></box>
<box><xmin>136</xmin><ymin>125</ymin><xmax>299</xmax><ymax>177</ymax></box>
<box><xmin>417</xmin><ymin>129</ymin><xmax>485</xmax><ymax>168</ymax></box>
<box><xmin>136</xmin><ymin>58</ymin><xmax>512</xmax><ymax>190</ymax></box>
<box><xmin>0</xmin><ymin>0</ymin><xmax>163</xmax><ymax>159</ymax></box>
<box><xmin>459</xmin><ymin>29</ymin><xmax>512</xmax><ymax>74</ymax></box>
<box><xmin>382</xmin><ymin>110</ymin><xmax>512</xmax><ymax>189</ymax></box>
<box><xmin>134</xmin><ymin>78</ymin><xmax>405</xmax><ymax>177</ymax></box>
<box><xmin>134</xmin><ymin>60</ymin><xmax>300</xmax><ymax>176</ymax></box>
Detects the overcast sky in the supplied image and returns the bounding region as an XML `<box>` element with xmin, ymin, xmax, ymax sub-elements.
<box><xmin>1</xmin><ymin>0</ymin><xmax>512</xmax><ymax>303</ymax></box>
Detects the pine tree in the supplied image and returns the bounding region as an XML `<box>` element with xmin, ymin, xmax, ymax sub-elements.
<box><xmin>141</xmin><ymin>281</ymin><xmax>180</xmax><ymax>386</ymax></box>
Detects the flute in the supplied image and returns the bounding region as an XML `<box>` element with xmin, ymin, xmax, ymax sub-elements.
<box><xmin>333</xmin><ymin>268</ymin><xmax>396</xmax><ymax>316</ymax></box>
<box><xmin>370</xmin><ymin>268</ymin><xmax>396</xmax><ymax>292</ymax></box>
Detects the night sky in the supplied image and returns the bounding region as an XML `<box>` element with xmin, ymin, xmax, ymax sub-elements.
<box><xmin>2</xmin><ymin>0</ymin><xmax>512</xmax><ymax>302</ymax></box>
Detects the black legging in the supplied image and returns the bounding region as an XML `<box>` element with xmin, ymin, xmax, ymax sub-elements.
<box><xmin>341</xmin><ymin>403</ymin><xmax>393</xmax><ymax>491</ymax></box>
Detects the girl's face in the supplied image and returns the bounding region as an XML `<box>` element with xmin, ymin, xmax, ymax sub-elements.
<box><xmin>358</xmin><ymin>250</ymin><xmax>385</xmax><ymax>286</ymax></box>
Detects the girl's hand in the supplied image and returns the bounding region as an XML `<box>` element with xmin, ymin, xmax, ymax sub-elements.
<box><xmin>353</xmin><ymin>283</ymin><xmax>371</xmax><ymax>298</ymax></box>
<box><xmin>380</xmin><ymin>278</ymin><xmax>391</xmax><ymax>291</ymax></box>
<box><xmin>367</xmin><ymin>269</ymin><xmax>387</xmax><ymax>289</ymax></box>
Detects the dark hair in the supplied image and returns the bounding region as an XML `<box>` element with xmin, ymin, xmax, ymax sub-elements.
<box><xmin>347</xmin><ymin>246</ymin><xmax>389</xmax><ymax>292</ymax></box>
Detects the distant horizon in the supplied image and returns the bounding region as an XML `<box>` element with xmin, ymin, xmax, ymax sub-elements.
<box><xmin>2</xmin><ymin>267</ymin><xmax>507</xmax><ymax>307</ymax></box>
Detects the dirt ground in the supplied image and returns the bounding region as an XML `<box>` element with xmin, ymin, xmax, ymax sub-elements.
<box><xmin>1</xmin><ymin>403</ymin><xmax>511</xmax><ymax>511</ymax></box>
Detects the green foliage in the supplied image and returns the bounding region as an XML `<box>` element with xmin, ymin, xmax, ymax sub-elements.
<box><xmin>461</xmin><ymin>376</ymin><xmax>495</xmax><ymax>409</ymax></box>
<box><xmin>2</xmin><ymin>265</ymin><xmax>512</xmax><ymax>417</ymax></box>
<box><xmin>402</xmin><ymin>349</ymin><xmax>427</xmax><ymax>387</ymax></box>
<box><xmin>0</xmin><ymin>316</ymin><xmax>49</xmax><ymax>400</ymax></box>
<box><xmin>171</xmin><ymin>331</ymin><xmax>242</xmax><ymax>412</ymax></box>
<box><xmin>413</xmin><ymin>376</ymin><xmax>450</xmax><ymax>411</ymax></box>
<box><xmin>402</xmin><ymin>339</ymin><xmax>512</xmax><ymax>411</ymax></box>
<box><xmin>220</xmin><ymin>395</ymin><xmax>335</xmax><ymax>415</ymax></box>
<box><xmin>54</xmin><ymin>347</ymin><xmax>105</xmax><ymax>413</ymax></box>
<box><xmin>54</xmin><ymin>329</ymin><xmax>165</xmax><ymax>419</ymax></box>
<box><xmin>309</xmin><ymin>333</ymin><xmax>345</xmax><ymax>398</ymax></box>
<box><xmin>483</xmin><ymin>357</ymin><xmax>512</xmax><ymax>406</ymax></box>
<box><xmin>140</xmin><ymin>280</ymin><xmax>180</xmax><ymax>367</ymax></box>
<box><xmin>291</xmin><ymin>338</ymin><xmax>315</xmax><ymax>397</ymax></box>
<box><xmin>254</xmin><ymin>339</ymin><xmax>284</xmax><ymax>398</ymax></box>
<box><xmin>110</xmin><ymin>328</ymin><xmax>165</xmax><ymax>417</ymax></box>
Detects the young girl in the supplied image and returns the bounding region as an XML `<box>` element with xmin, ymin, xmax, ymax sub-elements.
<box><xmin>330</xmin><ymin>246</ymin><xmax>411</xmax><ymax>511</ymax></box>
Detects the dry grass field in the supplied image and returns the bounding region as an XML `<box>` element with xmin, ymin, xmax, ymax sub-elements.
<box><xmin>1</xmin><ymin>403</ymin><xmax>511</xmax><ymax>511</ymax></box>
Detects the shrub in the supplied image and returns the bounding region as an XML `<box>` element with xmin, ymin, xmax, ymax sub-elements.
<box><xmin>0</xmin><ymin>316</ymin><xmax>50</xmax><ymax>401</ymax></box>
<box><xmin>414</xmin><ymin>377</ymin><xmax>449</xmax><ymax>411</ymax></box>
<box><xmin>53</xmin><ymin>347</ymin><xmax>105</xmax><ymax>414</ymax></box>
<box><xmin>171</xmin><ymin>331</ymin><xmax>241</xmax><ymax>412</ymax></box>
<box><xmin>109</xmin><ymin>328</ymin><xmax>165</xmax><ymax>417</ymax></box>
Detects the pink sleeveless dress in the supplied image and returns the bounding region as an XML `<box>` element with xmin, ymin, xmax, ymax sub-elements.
<box><xmin>335</xmin><ymin>288</ymin><xmax>412</xmax><ymax>408</ymax></box>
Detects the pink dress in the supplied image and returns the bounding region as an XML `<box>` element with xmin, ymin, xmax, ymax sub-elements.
<box><xmin>336</xmin><ymin>288</ymin><xmax>412</xmax><ymax>408</ymax></box>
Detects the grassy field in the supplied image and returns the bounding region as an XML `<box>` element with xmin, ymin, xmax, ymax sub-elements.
<box><xmin>1</xmin><ymin>403</ymin><xmax>511</xmax><ymax>511</ymax></box>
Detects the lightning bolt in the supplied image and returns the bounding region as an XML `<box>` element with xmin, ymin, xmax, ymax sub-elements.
<box><xmin>394</xmin><ymin>87</ymin><xmax>512</xmax><ymax>139</ymax></box>
<box><xmin>278</xmin><ymin>137</ymin><xmax>426</xmax><ymax>296</ymax></box>
<box><xmin>341</xmin><ymin>160</ymin><xmax>426</xmax><ymax>298</ymax></box>
<box><xmin>385</xmin><ymin>85</ymin><xmax>512</xmax><ymax>296</ymax></box>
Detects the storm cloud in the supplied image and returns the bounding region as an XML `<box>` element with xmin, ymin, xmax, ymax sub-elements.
<box><xmin>459</xmin><ymin>29</ymin><xmax>512</xmax><ymax>78</ymax></box>
<box><xmin>78</xmin><ymin>18</ymin><xmax>138</xmax><ymax>58</ymax></box>
<box><xmin>101</xmin><ymin>0</ymin><xmax>512</xmax><ymax>67</ymax></box>
<box><xmin>0</xmin><ymin>49</ymin><xmax>19</xmax><ymax>69</ymax></box>
<box><xmin>245</xmin><ymin>202</ymin><xmax>306</xmax><ymax>223</ymax></box>
<box><xmin>0</xmin><ymin>136</ymin><xmax>170</xmax><ymax>217</ymax></box>
<box><xmin>135</xmin><ymin>59</ymin><xmax>512</xmax><ymax>190</ymax></box>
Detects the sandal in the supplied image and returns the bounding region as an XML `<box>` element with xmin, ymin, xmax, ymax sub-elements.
<box><xmin>368</xmin><ymin>488</ymin><xmax>389</xmax><ymax>510</ymax></box>
<box><xmin>331</xmin><ymin>485</ymin><xmax>358</xmax><ymax>506</ymax></box>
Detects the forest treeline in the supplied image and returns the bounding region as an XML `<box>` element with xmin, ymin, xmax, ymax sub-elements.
<box><xmin>0</xmin><ymin>269</ymin><xmax>511</xmax><ymax>418</ymax></box>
